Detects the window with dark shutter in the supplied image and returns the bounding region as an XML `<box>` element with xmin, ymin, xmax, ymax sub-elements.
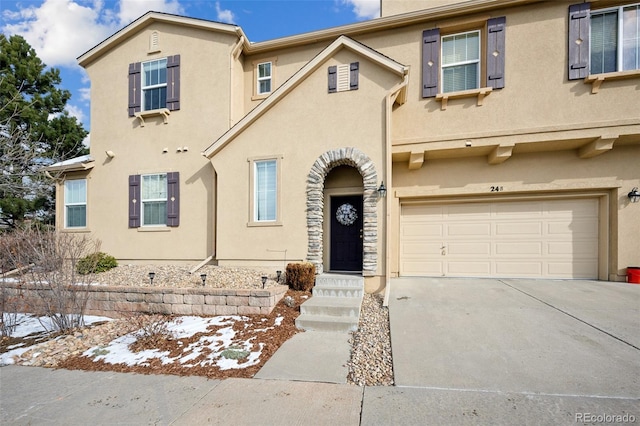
<box><xmin>568</xmin><ymin>3</ymin><xmax>591</xmax><ymax>80</ymax></box>
<box><xmin>128</xmin><ymin>175</ymin><xmax>141</xmax><ymax>228</ymax></box>
<box><xmin>486</xmin><ymin>17</ymin><xmax>506</xmax><ymax>89</ymax></box>
<box><xmin>166</xmin><ymin>172</ymin><xmax>180</xmax><ymax>227</ymax></box>
<box><xmin>166</xmin><ymin>55</ymin><xmax>180</xmax><ymax>111</ymax></box>
<box><xmin>128</xmin><ymin>63</ymin><xmax>141</xmax><ymax>117</ymax></box>
<box><xmin>328</xmin><ymin>65</ymin><xmax>337</xmax><ymax>93</ymax></box>
<box><xmin>422</xmin><ymin>29</ymin><xmax>440</xmax><ymax>98</ymax></box>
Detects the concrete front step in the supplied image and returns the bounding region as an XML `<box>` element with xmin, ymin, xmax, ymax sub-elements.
<box><xmin>313</xmin><ymin>286</ymin><xmax>363</xmax><ymax>298</ymax></box>
<box><xmin>300</xmin><ymin>296</ymin><xmax>361</xmax><ymax>318</ymax></box>
<box><xmin>296</xmin><ymin>274</ymin><xmax>364</xmax><ymax>332</ymax></box>
<box><xmin>315</xmin><ymin>274</ymin><xmax>364</xmax><ymax>288</ymax></box>
<box><xmin>295</xmin><ymin>314</ymin><xmax>359</xmax><ymax>333</ymax></box>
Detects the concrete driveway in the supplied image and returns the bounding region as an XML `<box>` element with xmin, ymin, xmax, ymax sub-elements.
<box><xmin>383</xmin><ymin>278</ymin><xmax>639</xmax><ymax>423</ymax></box>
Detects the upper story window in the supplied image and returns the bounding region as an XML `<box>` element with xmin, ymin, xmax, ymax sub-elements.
<box><xmin>257</xmin><ymin>62</ymin><xmax>272</xmax><ymax>95</ymax></box>
<box><xmin>422</xmin><ymin>17</ymin><xmax>505</xmax><ymax>98</ymax></box>
<box><xmin>128</xmin><ymin>55</ymin><xmax>180</xmax><ymax>117</ymax></box>
<box><xmin>441</xmin><ymin>31</ymin><xmax>480</xmax><ymax>93</ymax></box>
<box><xmin>64</xmin><ymin>179</ymin><xmax>87</xmax><ymax>228</ymax></box>
<box><xmin>590</xmin><ymin>4</ymin><xmax>640</xmax><ymax>74</ymax></box>
<box><xmin>142</xmin><ymin>58</ymin><xmax>167</xmax><ymax>111</ymax></box>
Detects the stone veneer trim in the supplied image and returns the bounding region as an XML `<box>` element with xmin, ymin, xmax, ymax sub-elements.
<box><xmin>306</xmin><ymin>147</ymin><xmax>378</xmax><ymax>274</ymax></box>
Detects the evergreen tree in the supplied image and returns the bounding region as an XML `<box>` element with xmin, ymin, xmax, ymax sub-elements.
<box><xmin>0</xmin><ymin>34</ymin><xmax>88</xmax><ymax>229</ymax></box>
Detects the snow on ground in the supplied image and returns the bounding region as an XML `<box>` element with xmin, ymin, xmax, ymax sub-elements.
<box><xmin>1</xmin><ymin>313</ymin><xmax>284</xmax><ymax>369</ymax></box>
<box><xmin>0</xmin><ymin>314</ymin><xmax>112</xmax><ymax>365</ymax></box>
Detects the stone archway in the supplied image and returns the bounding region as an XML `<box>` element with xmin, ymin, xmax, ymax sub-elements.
<box><xmin>306</xmin><ymin>147</ymin><xmax>378</xmax><ymax>275</ymax></box>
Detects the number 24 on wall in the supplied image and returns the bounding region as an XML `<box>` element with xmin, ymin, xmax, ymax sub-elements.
<box><xmin>490</xmin><ymin>186</ymin><xmax>504</xmax><ymax>192</ymax></box>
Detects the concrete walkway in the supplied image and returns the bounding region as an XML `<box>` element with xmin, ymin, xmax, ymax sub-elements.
<box><xmin>2</xmin><ymin>278</ymin><xmax>639</xmax><ymax>425</ymax></box>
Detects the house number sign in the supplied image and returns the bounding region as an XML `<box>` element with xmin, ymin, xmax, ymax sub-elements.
<box><xmin>336</xmin><ymin>203</ymin><xmax>358</xmax><ymax>226</ymax></box>
<box><xmin>490</xmin><ymin>186</ymin><xmax>504</xmax><ymax>192</ymax></box>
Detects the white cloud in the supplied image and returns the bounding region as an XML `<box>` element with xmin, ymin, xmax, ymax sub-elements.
<box><xmin>118</xmin><ymin>0</ymin><xmax>183</xmax><ymax>24</ymax></box>
<box><xmin>65</xmin><ymin>103</ymin><xmax>86</xmax><ymax>124</ymax></box>
<box><xmin>340</xmin><ymin>0</ymin><xmax>380</xmax><ymax>20</ymax></box>
<box><xmin>78</xmin><ymin>87</ymin><xmax>91</xmax><ymax>102</ymax></box>
<box><xmin>215</xmin><ymin>1</ymin><xmax>235</xmax><ymax>24</ymax></box>
<box><xmin>1</xmin><ymin>0</ymin><xmax>185</xmax><ymax>68</ymax></box>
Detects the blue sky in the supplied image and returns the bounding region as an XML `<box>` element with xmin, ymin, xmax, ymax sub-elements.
<box><xmin>1</xmin><ymin>0</ymin><xmax>380</xmax><ymax>133</ymax></box>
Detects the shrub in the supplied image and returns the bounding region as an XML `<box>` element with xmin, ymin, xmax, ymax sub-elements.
<box><xmin>77</xmin><ymin>252</ymin><xmax>117</xmax><ymax>275</ymax></box>
<box><xmin>285</xmin><ymin>262</ymin><xmax>315</xmax><ymax>292</ymax></box>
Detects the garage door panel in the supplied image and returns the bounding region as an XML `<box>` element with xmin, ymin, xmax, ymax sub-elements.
<box><xmin>400</xmin><ymin>198</ymin><xmax>599</xmax><ymax>279</ymax></box>
<box><xmin>447</xmin><ymin>223</ymin><xmax>491</xmax><ymax>236</ymax></box>
<box><xmin>402</xmin><ymin>241</ymin><xmax>442</xmax><ymax>255</ymax></box>
<box><xmin>447</xmin><ymin>242</ymin><xmax>491</xmax><ymax>255</ymax></box>
<box><xmin>495</xmin><ymin>262</ymin><xmax>543</xmax><ymax>276</ymax></box>
<box><xmin>494</xmin><ymin>242</ymin><xmax>542</xmax><ymax>255</ymax></box>
<box><xmin>447</xmin><ymin>262</ymin><xmax>491</xmax><ymax>274</ymax></box>
<box><xmin>547</xmin><ymin>241</ymin><xmax>598</xmax><ymax>256</ymax></box>
<box><xmin>495</xmin><ymin>222</ymin><xmax>542</xmax><ymax>236</ymax></box>
<box><xmin>402</xmin><ymin>223</ymin><xmax>443</xmax><ymax>238</ymax></box>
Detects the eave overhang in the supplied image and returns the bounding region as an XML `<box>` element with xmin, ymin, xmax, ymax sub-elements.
<box><xmin>78</xmin><ymin>11</ymin><xmax>245</xmax><ymax>68</ymax></box>
<box><xmin>202</xmin><ymin>35</ymin><xmax>409</xmax><ymax>159</ymax></box>
<box><xmin>45</xmin><ymin>155</ymin><xmax>95</xmax><ymax>173</ymax></box>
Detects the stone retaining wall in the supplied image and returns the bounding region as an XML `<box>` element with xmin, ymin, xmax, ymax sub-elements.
<box><xmin>0</xmin><ymin>283</ymin><xmax>288</xmax><ymax>318</ymax></box>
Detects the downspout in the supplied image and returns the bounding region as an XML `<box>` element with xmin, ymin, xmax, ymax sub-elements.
<box><xmin>229</xmin><ymin>35</ymin><xmax>245</xmax><ymax>129</ymax></box>
<box><xmin>383</xmin><ymin>70</ymin><xmax>410</xmax><ymax>307</ymax></box>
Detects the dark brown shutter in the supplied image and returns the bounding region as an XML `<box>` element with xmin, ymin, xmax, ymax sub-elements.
<box><xmin>328</xmin><ymin>65</ymin><xmax>337</xmax><ymax>93</ymax></box>
<box><xmin>166</xmin><ymin>54</ymin><xmax>180</xmax><ymax>111</ymax></box>
<box><xmin>568</xmin><ymin>3</ymin><xmax>590</xmax><ymax>80</ymax></box>
<box><xmin>128</xmin><ymin>62</ymin><xmax>141</xmax><ymax>117</ymax></box>
<box><xmin>166</xmin><ymin>172</ymin><xmax>180</xmax><ymax>227</ymax></box>
<box><xmin>486</xmin><ymin>17</ymin><xmax>506</xmax><ymax>89</ymax></box>
<box><xmin>350</xmin><ymin>62</ymin><xmax>359</xmax><ymax>90</ymax></box>
<box><xmin>128</xmin><ymin>175</ymin><xmax>141</xmax><ymax>228</ymax></box>
<box><xmin>422</xmin><ymin>28</ymin><xmax>440</xmax><ymax>98</ymax></box>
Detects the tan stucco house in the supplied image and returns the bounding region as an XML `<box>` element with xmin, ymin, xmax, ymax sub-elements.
<box><xmin>50</xmin><ymin>0</ymin><xmax>640</xmax><ymax>293</ymax></box>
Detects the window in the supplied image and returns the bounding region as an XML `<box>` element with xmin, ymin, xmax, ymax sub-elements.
<box><xmin>254</xmin><ymin>160</ymin><xmax>277</xmax><ymax>222</ymax></box>
<box><xmin>441</xmin><ymin>31</ymin><xmax>480</xmax><ymax>93</ymax></box>
<box><xmin>128</xmin><ymin>55</ymin><xmax>180</xmax><ymax>117</ymax></box>
<box><xmin>142</xmin><ymin>174</ymin><xmax>167</xmax><ymax>226</ymax></box>
<box><xmin>128</xmin><ymin>172</ymin><xmax>179</xmax><ymax>228</ymax></box>
<box><xmin>257</xmin><ymin>62</ymin><xmax>272</xmax><ymax>95</ymax></box>
<box><xmin>591</xmin><ymin>4</ymin><xmax>640</xmax><ymax>74</ymax></box>
<box><xmin>422</xmin><ymin>17</ymin><xmax>505</xmax><ymax>98</ymax></box>
<box><xmin>142</xmin><ymin>58</ymin><xmax>167</xmax><ymax>111</ymax></box>
<box><xmin>64</xmin><ymin>179</ymin><xmax>86</xmax><ymax>228</ymax></box>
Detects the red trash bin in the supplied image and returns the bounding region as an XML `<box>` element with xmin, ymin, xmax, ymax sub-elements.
<box><xmin>628</xmin><ymin>267</ymin><xmax>640</xmax><ymax>284</ymax></box>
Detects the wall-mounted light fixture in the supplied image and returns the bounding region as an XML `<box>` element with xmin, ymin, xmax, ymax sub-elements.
<box><xmin>628</xmin><ymin>187</ymin><xmax>640</xmax><ymax>203</ymax></box>
<box><xmin>105</xmin><ymin>150</ymin><xmax>115</xmax><ymax>158</ymax></box>
<box><xmin>377</xmin><ymin>181</ymin><xmax>387</xmax><ymax>198</ymax></box>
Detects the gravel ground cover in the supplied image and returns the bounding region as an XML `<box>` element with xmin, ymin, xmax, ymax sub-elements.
<box><xmin>1</xmin><ymin>265</ymin><xmax>393</xmax><ymax>385</ymax></box>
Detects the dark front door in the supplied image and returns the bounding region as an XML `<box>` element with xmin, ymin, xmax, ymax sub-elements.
<box><xmin>330</xmin><ymin>195</ymin><xmax>363</xmax><ymax>272</ymax></box>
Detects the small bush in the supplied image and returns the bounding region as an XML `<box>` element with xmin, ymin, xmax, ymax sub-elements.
<box><xmin>286</xmin><ymin>262</ymin><xmax>315</xmax><ymax>292</ymax></box>
<box><xmin>77</xmin><ymin>252</ymin><xmax>117</xmax><ymax>275</ymax></box>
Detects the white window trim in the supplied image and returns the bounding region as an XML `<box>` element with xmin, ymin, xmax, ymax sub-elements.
<box><xmin>141</xmin><ymin>58</ymin><xmax>167</xmax><ymax>112</ymax></box>
<box><xmin>252</xmin><ymin>58</ymin><xmax>277</xmax><ymax>100</ymax></box>
<box><xmin>141</xmin><ymin>173</ymin><xmax>168</xmax><ymax>227</ymax></box>
<box><xmin>248</xmin><ymin>155</ymin><xmax>283</xmax><ymax>227</ymax></box>
<box><xmin>64</xmin><ymin>179</ymin><xmax>87</xmax><ymax>229</ymax></box>
<box><xmin>590</xmin><ymin>3</ymin><xmax>640</xmax><ymax>74</ymax></box>
<box><xmin>257</xmin><ymin>62</ymin><xmax>272</xmax><ymax>95</ymax></box>
<box><xmin>441</xmin><ymin>30</ymin><xmax>481</xmax><ymax>93</ymax></box>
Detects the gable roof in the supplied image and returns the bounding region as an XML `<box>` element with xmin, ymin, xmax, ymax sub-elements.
<box><xmin>202</xmin><ymin>35</ymin><xmax>409</xmax><ymax>158</ymax></box>
<box><xmin>78</xmin><ymin>12</ymin><xmax>243</xmax><ymax>67</ymax></box>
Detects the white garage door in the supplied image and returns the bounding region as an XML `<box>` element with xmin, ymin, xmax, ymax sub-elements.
<box><xmin>400</xmin><ymin>198</ymin><xmax>599</xmax><ymax>279</ymax></box>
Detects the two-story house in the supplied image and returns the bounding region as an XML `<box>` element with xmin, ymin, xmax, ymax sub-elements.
<box><xmin>49</xmin><ymin>0</ymin><xmax>640</xmax><ymax>293</ymax></box>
